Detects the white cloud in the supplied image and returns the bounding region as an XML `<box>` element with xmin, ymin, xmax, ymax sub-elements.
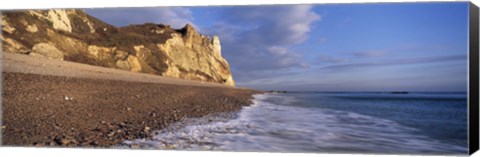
<box><xmin>224</xmin><ymin>5</ymin><xmax>320</xmax><ymax>46</ymax></box>
<box><xmin>207</xmin><ymin>5</ymin><xmax>321</xmax><ymax>78</ymax></box>
<box><xmin>352</xmin><ymin>50</ymin><xmax>386</xmax><ymax>57</ymax></box>
<box><xmin>267</xmin><ymin>46</ymin><xmax>288</xmax><ymax>56</ymax></box>
<box><xmin>86</xmin><ymin>7</ymin><xmax>194</xmax><ymax>28</ymax></box>
<box><xmin>318</xmin><ymin>55</ymin><xmax>351</xmax><ymax>64</ymax></box>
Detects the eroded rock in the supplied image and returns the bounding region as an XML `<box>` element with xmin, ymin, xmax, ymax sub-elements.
<box><xmin>1</xmin><ymin>10</ymin><xmax>236</xmax><ymax>86</ymax></box>
<box><xmin>26</xmin><ymin>24</ymin><xmax>38</xmax><ymax>33</ymax></box>
<box><xmin>30</xmin><ymin>43</ymin><xmax>64</xmax><ymax>60</ymax></box>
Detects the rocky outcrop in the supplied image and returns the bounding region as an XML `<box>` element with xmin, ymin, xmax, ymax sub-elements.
<box><xmin>1</xmin><ymin>9</ymin><xmax>235</xmax><ymax>86</ymax></box>
<box><xmin>30</xmin><ymin>43</ymin><xmax>64</xmax><ymax>60</ymax></box>
<box><xmin>158</xmin><ymin>24</ymin><xmax>234</xmax><ymax>86</ymax></box>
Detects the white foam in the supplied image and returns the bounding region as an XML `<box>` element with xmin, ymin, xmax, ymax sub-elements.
<box><xmin>121</xmin><ymin>93</ymin><xmax>468</xmax><ymax>154</ymax></box>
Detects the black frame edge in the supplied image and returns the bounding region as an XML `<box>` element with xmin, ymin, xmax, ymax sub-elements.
<box><xmin>0</xmin><ymin>10</ymin><xmax>3</xmax><ymax>146</ymax></box>
<box><xmin>469</xmin><ymin>1</ymin><xmax>480</xmax><ymax>155</ymax></box>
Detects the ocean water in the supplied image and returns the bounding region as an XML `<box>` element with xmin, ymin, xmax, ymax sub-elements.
<box><xmin>122</xmin><ymin>92</ymin><xmax>468</xmax><ymax>154</ymax></box>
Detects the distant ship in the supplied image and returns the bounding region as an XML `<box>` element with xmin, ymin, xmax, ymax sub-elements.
<box><xmin>268</xmin><ymin>90</ymin><xmax>288</xmax><ymax>93</ymax></box>
<box><xmin>390</xmin><ymin>91</ymin><xmax>409</xmax><ymax>94</ymax></box>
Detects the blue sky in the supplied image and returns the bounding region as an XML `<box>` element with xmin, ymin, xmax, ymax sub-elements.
<box><xmin>86</xmin><ymin>2</ymin><xmax>469</xmax><ymax>92</ymax></box>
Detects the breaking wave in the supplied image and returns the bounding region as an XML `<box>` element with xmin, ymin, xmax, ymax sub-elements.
<box><xmin>122</xmin><ymin>94</ymin><xmax>467</xmax><ymax>154</ymax></box>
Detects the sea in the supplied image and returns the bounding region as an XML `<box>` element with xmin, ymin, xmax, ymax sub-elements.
<box><xmin>122</xmin><ymin>92</ymin><xmax>469</xmax><ymax>154</ymax></box>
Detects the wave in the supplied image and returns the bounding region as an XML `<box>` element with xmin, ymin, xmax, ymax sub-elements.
<box><xmin>121</xmin><ymin>93</ymin><xmax>468</xmax><ymax>154</ymax></box>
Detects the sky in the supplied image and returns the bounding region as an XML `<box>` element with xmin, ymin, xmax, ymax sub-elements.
<box><xmin>86</xmin><ymin>2</ymin><xmax>469</xmax><ymax>92</ymax></box>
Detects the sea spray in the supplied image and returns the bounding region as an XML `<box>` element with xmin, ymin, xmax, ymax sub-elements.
<box><xmin>121</xmin><ymin>93</ymin><xmax>468</xmax><ymax>154</ymax></box>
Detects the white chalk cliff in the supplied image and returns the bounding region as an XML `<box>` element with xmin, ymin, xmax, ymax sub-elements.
<box><xmin>1</xmin><ymin>9</ymin><xmax>235</xmax><ymax>86</ymax></box>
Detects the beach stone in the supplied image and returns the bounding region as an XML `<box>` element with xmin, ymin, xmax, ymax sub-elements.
<box><xmin>118</xmin><ymin>122</ymin><xmax>127</xmax><ymax>128</ymax></box>
<box><xmin>149</xmin><ymin>112</ymin><xmax>157</xmax><ymax>117</ymax></box>
<box><xmin>64</xmin><ymin>96</ymin><xmax>72</xmax><ymax>101</ymax></box>
<box><xmin>54</xmin><ymin>137</ymin><xmax>70</xmax><ymax>145</ymax></box>
<box><xmin>34</xmin><ymin>142</ymin><xmax>45</xmax><ymax>147</ymax></box>
<box><xmin>80</xmin><ymin>142</ymin><xmax>91</xmax><ymax>146</ymax></box>
<box><xmin>130</xmin><ymin>143</ymin><xmax>140</xmax><ymax>149</ymax></box>
<box><xmin>107</xmin><ymin>131</ymin><xmax>115</xmax><ymax>137</ymax></box>
<box><xmin>89</xmin><ymin>141</ymin><xmax>98</xmax><ymax>146</ymax></box>
<box><xmin>49</xmin><ymin>142</ymin><xmax>56</xmax><ymax>146</ymax></box>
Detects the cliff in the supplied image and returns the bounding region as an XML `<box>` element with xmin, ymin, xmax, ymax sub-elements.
<box><xmin>1</xmin><ymin>9</ymin><xmax>235</xmax><ymax>86</ymax></box>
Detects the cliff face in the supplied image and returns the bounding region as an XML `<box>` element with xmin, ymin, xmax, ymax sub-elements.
<box><xmin>1</xmin><ymin>9</ymin><xmax>235</xmax><ymax>86</ymax></box>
